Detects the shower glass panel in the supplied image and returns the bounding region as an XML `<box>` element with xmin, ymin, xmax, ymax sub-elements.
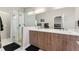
<box><xmin>11</xmin><ymin>9</ymin><xmax>24</xmax><ymax>46</ymax></box>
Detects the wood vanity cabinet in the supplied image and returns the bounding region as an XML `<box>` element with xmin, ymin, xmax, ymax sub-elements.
<box><xmin>29</xmin><ymin>31</ymin><xmax>67</xmax><ymax>51</ymax></box>
<box><xmin>29</xmin><ymin>30</ymin><xmax>79</xmax><ymax>51</ymax></box>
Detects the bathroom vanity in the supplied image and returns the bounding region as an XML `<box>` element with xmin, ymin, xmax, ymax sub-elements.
<box><xmin>28</xmin><ymin>28</ymin><xmax>79</xmax><ymax>51</ymax></box>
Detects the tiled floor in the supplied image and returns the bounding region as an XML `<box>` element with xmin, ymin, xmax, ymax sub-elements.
<box><xmin>0</xmin><ymin>38</ymin><xmax>43</xmax><ymax>51</ymax></box>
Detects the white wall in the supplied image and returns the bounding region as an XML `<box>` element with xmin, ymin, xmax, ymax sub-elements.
<box><xmin>36</xmin><ymin>7</ymin><xmax>76</xmax><ymax>30</ymax></box>
<box><xmin>75</xmin><ymin>8</ymin><xmax>79</xmax><ymax>29</ymax></box>
<box><xmin>0</xmin><ymin>8</ymin><xmax>11</xmax><ymax>40</ymax></box>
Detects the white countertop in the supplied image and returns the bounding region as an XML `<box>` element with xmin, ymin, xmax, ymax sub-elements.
<box><xmin>23</xmin><ymin>27</ymin><xmax>79</xmax><ymax>36</ymax></box>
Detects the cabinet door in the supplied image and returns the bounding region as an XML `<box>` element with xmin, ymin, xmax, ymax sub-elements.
<box><xmin>51</xmin><ymin>33</ymin><xmax>62</xmax><ymax>51</ymax></box>
<box><xmin>66</xmin><ymin>35</ymin><xmax>76</xmax><ymax>51</ymax></box>
<box><xmin>51</xmin><ymin>33</ymin><xmax>67</xmax><ymax>51</ymax></box>
<box><xmin>55</xmin><ymin>34</ymin><xmax>64</xmax><ymax>51</ymax></box>
<box><xmin>44</xmin><ymin>32</ymin><xmax>51</xmax><ymax>51</ymax></box>
<box><xmin>57</xmin><ymin>34</ymin><xmax>66</xmax><ymax>51</ymax></box>
<box><xmin>38</xmin><ymin>32</ymin><xmax>45</xmax><ymax>50</ymax></box>
<box><xmin>51</xmin><ymin>33</ymin><xmax>57</xmax><ymax>50</ymax></box>
<box><xmin>62</xmin><ymin>34</ymin><xmax>67</xmax><ymax>51</ymax></box>
<box><xmin>38</xmin><ymin>32</ymin><xmax>51</xmax><ymax>51</ymax></box>
<box><xmin>29</xmin><ymin>31</ymin><xmax>38</xmax><ymax>47</ymax></box>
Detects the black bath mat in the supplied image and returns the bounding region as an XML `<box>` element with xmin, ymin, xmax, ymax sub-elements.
<box><xmin>25</xmin><ymin>45</ymin><xmax>39</xmax><ymax>51</ymax></box>
<box><xmin>3</xmin><ymin>42</ymin><xmax>20</xmax><ymax>51</ymax></box>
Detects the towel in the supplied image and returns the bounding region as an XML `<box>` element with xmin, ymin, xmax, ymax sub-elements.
<box><xmin>0</xmin><ymin>17</ymin><xmax>3</xmax><ymax>31</ymax></box>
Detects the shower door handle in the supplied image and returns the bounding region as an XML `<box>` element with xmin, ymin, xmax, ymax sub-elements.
<box><xmin>19</xmin><ymin>24</ymin><xmax>21</xmax><ymax>27</ymax></box>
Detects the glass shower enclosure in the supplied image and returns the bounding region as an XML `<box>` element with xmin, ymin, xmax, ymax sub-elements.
<box><xmin>11</xmin><ymin>8</ymin><xmax>24</xmax><ymax>46</ymax></box>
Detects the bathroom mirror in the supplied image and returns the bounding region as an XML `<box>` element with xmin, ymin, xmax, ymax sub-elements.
<box><xmin>54</xmin><ymin>16</ymin><xmax>64</xmax><ymax>29</ymax></box>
